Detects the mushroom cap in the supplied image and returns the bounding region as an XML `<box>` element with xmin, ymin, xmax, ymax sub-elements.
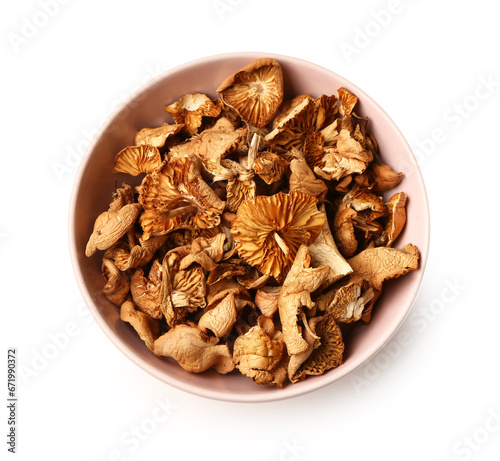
<box><xmin>113</xmin><ymin>145</ymin><xmax>162</xmax><ymax>176</ymax></box>
<box><xmin>134</xmin><ymin>123</ymin><xmax>184</xmax><ymax>148</ymax></box>
<box><xmin>217</xmin><ymin>58</ymin><xmax>284</xmax><ymax>128</ymax></box>
<box><xmin>164</xmin><ymin>93</ymin><xmax>221</xmax><ymax>135</ymax></box>
<box><xmin>101</xmin><ymin>259</ymin><xmax>130</xmax><ymax>306</ymax></box>
<box><xmin>347</xmin><ymin>243</ymin><xmax>420</xmax><ymax>290</ymax></box>
<box><xmin>231</xmin><ymin>191</ymin><xmax>326</xmax><ymax>280</ymax></box>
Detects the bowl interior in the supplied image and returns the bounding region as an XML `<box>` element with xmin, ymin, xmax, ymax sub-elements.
<box><xmin>70</xmin><ymin>52</ymin><xmax>429</xmax><ymax>402</ymax></box>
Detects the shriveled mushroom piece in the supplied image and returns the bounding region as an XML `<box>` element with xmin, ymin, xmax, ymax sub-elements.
<box><xmin>206</xmin><ymin>278</ymin><xmax>254</xmax><ymax>312</ymax></box>
<box><xmin>168</xmin><ymin>118</ymin><xmax>246</xmax><ymax>178</ymax></box>
<box><xmin>216</xmin><ymin>58</ymin><xmax>284</xmax><ymax>128</ymax></box>
<box><xmin>165</xmin><ymin>93</ymin><xmax>221</xmax><ymax>135</ymax></box>
<box><xmin>231</xmin><ymin>191</ymin><xmax>325</xmax><ymax>281</ymax></box>
<box><xmin>252</xmin><ymin>151</ymin><xmax>288</xmax><ymax>185</ymax></box>
<box><xmin>178</xmin><ymin>233</ymin><xmax>226</xmax><ymax>271</ymax></box>
<box><xmin>333</xmin><ymin>186</ymin><xmax>387</xmax><ymax>258</ymax></box>
<box><xmin>293</xmin><ymin>314</ymin><xmax>344</xmax><ymax>378</ymax></box>
<box><xmin>289</xmin><ymin>155</ymin><xmax>328</xmax><ymax>201</ymax></box>
<box><xmin>206</xmin><ymin>262</ymin><xmax>247</xmax><ymax>285</ymax></box>
<box><xmin>337</xmin><ymin>87</ymin><xmax>358</xmax><ymax>116</ymax></box>
<box><xmin>102</xmin><ymin>259</ymin><xmax>130</xmax><ymax>306</ymax></box>
<box><xmin>138</xmin><ymin>156</ymin><xmax>225</xmax><ymax>240</ymax></box>
<box><xmin>113</xmin><ymin>145</ymin><xmax>162</xmax><ymax>176</ymax></box>
<box><xmin>154</xmin><ymin>323</ymin><xmax>234</xmax><ymax>373</ymax></box>
<box><xmin>348</xmin><ymin>243</ymin><xmax>420</xmax><ymax>291</ymax></box>
<box><xmin>316</xmin><ymin>274</ymin><xmax>374</xmax><ymax>323</ymax></box>
<box><xmin>130</xmin><ymin>260</ymin><xmax>163</xmax><ymax>319</ymax></box>
<box><xmin>377</xmin><ymin>192</ymin><xmax>407</xmax><ymax>247</ymax></box>
<box><xmin>134</xmin><ymin>123</ymin><xmax>184</xmax><ymax>148</ymax></box>
<box><xmin>315</xmin><ymin>146</ymin><xmax>369</xmax><ymax>181</ymax></box>
<box><xmin>308</xmin><ymin>205</ymin><xmax>353</xmax><ymax>288</ymax></box>
<box><xmin>278</xmin><ymin>245</ymin><xmax>331</xmax><ymax>355</ymax></box>
<box><xmin>120</xmin><ymin>299</ymin><xmax>160</xmax><ymax>352</ymax></box>
<box><xmin>161</xmin><ymin>250</ymin><xmax>207</xmax><ymax>327</ymax></box>
<box><xmin>354</xmin><ymin>163</ymin><xmax>403</xmax><ymax>192</ymax></box>
<box><xmin>233</xmin><ymin>316</ymin><xmax>286</xmax><ymax>387</ymax></box>
<box><xmin>198</xmin><ymin>293</ymin><xmax>237</xmax><ymax>338</ymax></box>
<box><xmin>255</xmin><ymin>285</ymin><xmax>281</xmax><ymax>317</ymax></box>
<box><xmin>85</xmin><ymin>202</ymin><xmax>141</xmax><ymax>257</ymax></box>
<box><xmin>288</xmin><ymin>316</ymin><xmax>320</xmax><ymax>383</ymax></box>
<box><xmin>104</xmin><ymin>234</ymin><xmax>168</xmax><ymax>271</ymax></box>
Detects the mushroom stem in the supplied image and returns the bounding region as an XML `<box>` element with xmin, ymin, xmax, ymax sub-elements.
<box><xmin>274</xmin><ymin>232</ymin><xmax>290</xmax><ymax>256</ymax></box>
<box><xmin>162</xmin><ymin>205</ymin><xmax>198</xmax><ymax>219</ymax></box>
<box><xmin>299</xmin><ymin>311</ymin><xmax>320</xmax><ymax>341</ymax></box>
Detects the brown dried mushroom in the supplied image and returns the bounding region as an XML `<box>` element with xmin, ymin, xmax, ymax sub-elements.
<box><xmin>217</xmin><ymin>58</ymin><xmax>284</xmax><ymax>128</ymax></box>
<box><xmin>86</xmin><ymin>57</ymin><xmax>421</xmax><ymax>388</ymax></box>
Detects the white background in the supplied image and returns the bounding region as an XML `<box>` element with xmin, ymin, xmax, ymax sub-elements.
<box><xmin>2</xmin><ymin>0</ymin><xmax>500</xmax><ymax>460</ymax></box>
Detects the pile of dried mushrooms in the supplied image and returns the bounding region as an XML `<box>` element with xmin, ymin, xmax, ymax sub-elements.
<box><xmin>86</xmin><ymin>58</ymin><xmax>420</xmax><ymax>387</ymax></box>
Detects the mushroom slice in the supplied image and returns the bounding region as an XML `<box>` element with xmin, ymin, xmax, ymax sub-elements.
<box><xmin>231</xmin><ymin>191</ymin><xmax>326</xmax><ymax>281</ymax></box>
<box><xmin>278</xmin><ymin>245</ymin><xmax>332</xmax><ymax>355</ymax></box>
<box><xmin>101</xmin><ymin>259</ymin><xmax>130</xmax><ymax>306</ymax></box>
<box><xmin>303</xmin><ymin>131</ymin><xmax>324</xmax><ymax>169</ymax></box>
<box><xmin>295</xmin><ymin>314</ymin><xmax>344</xmax><ymax>377</ymax></box>
<box><xmin>289</xmin><ymin>156</ymin><xmax>328</xmax><ymax>201</ymax></box>
<box><xmin>178</xmin><ymin>233</ymin><xmax>226</xmax><ymax>271</ymax></box>
<box><xmin>216</xmin><ymin>58</ymin><xmax>284</xmax><ymax>128</ymax></box>
<box><xmin>130</xmin><ymin>260</ymin><xmax>163</xmax><ymax>319</ymax></box>
<box><xmin>233</xmin><ymin>317</ymin><xmax>285</xmax><ymax>386</ymax></box>
<box><xmin>333</xmin><ymin>203</ymin><xmax>358</xmax><ymax>258</ymax></box>
<box><xmin>236</xmin><ymin>270</ymin><xmax>270</xmax><ymax>290</ymax></box>
<box><xmin>308</xmin><ymin>205</ymin><xmax>353</xmax><ymax>288</ymax></box>
<box><xmin>316</xmin><ymin>274</ymin><xmax>375</xmax><ymax>323</ymax></box>
<box><xmin>138</xmin><ymin>157</ymin><xmax>225</xmax><ymax>239</ymax></box>
<box><xmin>337</xmin><ymin>87</ymin><xmax>358</xmax><ymax>116</ymax></box>
<box><xmin>120</xmin><ymin>299</ymin><xmax>160</xmax><ymax>352</ymax></box>
<box><xmin>134</xmin><ymin>123</ymin><xmax>184</xmax><ymax>148</ymax></box>
<box><xmin>354</xmin><ymin>163</ymin><xmax>404</xmax><ymax>192</ymax></box>
<box><xmin>85</xmin><ymin>203</ymin><xmax>141</xmax><ymax>257</ymax></box>
<box><xmin>198</xmin><ymin>292</ymin><xmax>238</xmax><ymax>338</ymax></box>
<box><xmin>377</xmin><ymin>192</ymin><xmax>407</xmax><ymax>247</ymax></box>
<box><xmin>153</xmin><ymin>324</ymin><xmax>234</xmax><ymax>374</ymax></box>
<box><xmin>347</xmin><ymin>243</ymin><xmax>420</xmax><ymax>291</ymax></box>
<box><xmin>113</xmin><ymin>145</ymin><xmax>162</xmax><ymax>176</ymax></box>
<box><xmin>255</xmin><ymin>285</ymin><xmax>281</xmax><ymax>318</ymax></box>
<box><xmin>164</xmin><ymin>93</ymin><xmax>221</xmax><ymax>135</ymax></box>
<box><xmin>336</xmin><ymin>127</ymin><xmax>373</xmax><ymax>164</ymax></box>
<box><xmin>109</xmin><ymin>183</ymin><xmax>136</xmax><ymax>211</ymax></box>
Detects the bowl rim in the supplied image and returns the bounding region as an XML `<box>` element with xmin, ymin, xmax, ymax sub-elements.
<box><xmin>68</xmin><ymin>51</ymin><xmax>430</xmax><ymax>403</ymax></box>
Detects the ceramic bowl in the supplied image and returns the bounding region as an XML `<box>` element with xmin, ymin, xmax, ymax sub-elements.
<box><xmin>69</xmin><ymin>52</ymin><xmax>430</xmax><ymax>402</ymax></box>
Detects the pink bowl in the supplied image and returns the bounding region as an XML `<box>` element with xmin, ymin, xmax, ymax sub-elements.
<box><xmin>69</xmin><ymin>52</ymin><xmax>430</xmax><ymax>402</ymax></box>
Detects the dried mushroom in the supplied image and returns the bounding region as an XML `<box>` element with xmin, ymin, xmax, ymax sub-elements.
<box><xmin>102</xmin><ymin>259</ymin><xmax>130</xmax><ymax>306</ymax></box>
<box><xmin>165</xmin><ymin>93</ymin><xmax>221</xmax><ymax>135</ymax></box>
<box><xmin>120</xmin><ymin>299</ymin><xmax>160</xmax><ymax>352</ymax></box>
<box><xmin>153</xmin><ymin>323</ymin><xmax>234</xmax><ymax>374</ymax></box>
<box><xmin>233</xmin><ymin>316</ymin><xmax>286</xmax><ymax>387</ymax></box>
<box><xmin>216</xmin><ymin>58</ymin><xmax>284</xmax><ymax>128</ymax></box>
<box><xmin>113</xmin><ymin>145</ymin><xmax>162</xmax><ymax>176</ymax></box>
<box><xmin>86</xmin><ymin>57</ymin><xmax>421</xmax><ymax>387</ymax></box>
<box><xmin>231</xmin><ymin>191</ymin><xmax>325</xmax><ymax>280</ymax></box>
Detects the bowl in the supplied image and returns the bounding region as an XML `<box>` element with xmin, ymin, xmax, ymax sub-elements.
<box><xmin>69</xmin><ymin>52</ymin><xmax>430</xmax><ymax>402</ymax></box>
